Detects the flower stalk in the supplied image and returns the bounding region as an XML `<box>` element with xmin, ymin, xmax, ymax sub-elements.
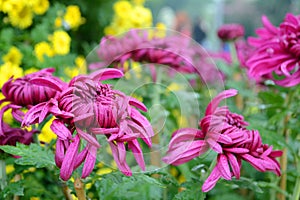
<box><xmin>62</xmin><ymin>183</ymin><xmax>73</xmax><ymax>200</ymax></box>
<box><xmin>74</xmin><ymin>178</ymin><xmax>86</xmax><ymax>200</ymax></box>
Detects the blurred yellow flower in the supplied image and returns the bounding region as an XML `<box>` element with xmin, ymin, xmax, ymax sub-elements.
<box><xmin>63</xmin><ymin>5</ymin><xmax>85</xmax><ymax>30</ymax></box>
<box><xmin>75</xmin><ymin>56</ymin><xmax>87</xmax><ymax>73</ymax></box>
<box><xmin>2</xmin><ymin>46</ymin><xmax>23</xmax><ymax>65</ymax></box>
<box><xmin>39</xmin><ymin>117</ymin><xmax>57</xmax><ymax>144</ymax></box>
<box><xmin>166</xmin><ymin>83</ymin><xmax>183</xmax><ymax>92</ymax></box>
<box><xmin>8</xmin><ymin>4</ymin><xmax>33</xmax><ymax>29</ymax></box>
<box><xmin>50</xmin><ymin>30</ymin><xmax>71</xmax><ymax>55</ymax></box>
<box><xmin>96</xmin><ymin>168</ymin><xmax>113</xmax><ymax>176</ymax></box>
<box><xmin>154</xmin><ymin>22</ymin><xmax>166</xmax><ymax>38</ymax></box>
<box><xmin>178</xmin><ymin>174</ymin><xmax>186</xmax><ymax>183</ymax></box>
<box><xmin>113</xmin><ymin>1</ymin><xmax>132</xmax><ymax>18</ymax></box>
<box><xmin>0</xmin><ymin>62</ymin><xmax>23</xmax><ymax>88</ymax></box>
<box><xmin>54</xmin><ymin>17</ymin><xmax>62</xmax><ymax>28</ymax></box>
<box><xmin>34</xmin><ymin>41</ymin><xmax>54</xmax><ymax>62</ymax></box>
<box><xmin>0</xmin><ymin>93</ymin><xmax>14</xmax><ymax>124</ymax></box>
<box><xmin>106</xmin><ymin>0</ymin><xmax>156</xmax><ymax>36</ymax></box>
<box><xmin>64</xmin><ymin>56</ymin><xmax>87</xmax><ymax>79</ymax></box>
<box><xmin>130</xmin><ymin>6</ymin><xmax>152</xmax><ymax>28</ymax></box>
<box><xmin>30</xmin><ymin>197</ymin><xmax>40</xmax><ymax>200</ymax></box>
<box><xmin>64</xmin><ymin>66</ymin><xmax>79</xmax><ymax>79</ymax></box>
<box><xmin>1</xmin><ymin>0</ymin><xmax>23</xmax><ymax>13</ymax></box>
<box><xmin>24</xmin><ymin>68</ymin><xmax>39</xmax><ymax>75</ymax></box>
<box><xmin>32</xmin><ymin>0</ymin><xmax>49</xmax><ymax>15</ymax></box>
<box><xmin>132</xmin><ymin>0</ymin><xmax>145</xmax><ymax>5</ymax></box>
<box><xmin>172</xmin><ymin>110</ymin><xmax>188</xmax><ymax>128</ymax></box>
<box><xmin>6</xmin><ymin>164</ymin><xmax>15</xmax><ymax>174</ymax></box>
<box><xmin>104</xmin><ymin>26</ymin><xmax>117</xmax><ymax>36</ymax></box>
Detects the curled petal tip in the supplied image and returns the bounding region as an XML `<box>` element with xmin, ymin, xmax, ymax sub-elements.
<box><xmin>91</xmin><ymin>68</ymin><xmax>124</xmax><ymax>81</ymax></box>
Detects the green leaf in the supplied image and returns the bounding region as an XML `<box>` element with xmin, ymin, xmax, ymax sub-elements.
<box><xmin>230</xmin><ymin>177</ymin><xmax>263</xmax><ymax>193</ymax></box>
<box><xmin>95</xmin><ymin>172</ymin><xmax>164</xmax><ymax>200</ymax></box>
<box><xmin>0</xmin><ymin>143</ymin><xmax>55</xmax><ymax>168</ymax></box>
<box><xmin>173</xmin><ymin>179</ymin><xmax>205</xmax><ymax>200</ymax></box>
<box><xmin>0</xmin><ymin>181</ymin><xmax>24</xmax><ymax>198</ymax></box>
<box><xmin>0</xmin><ymin>28</ymin><xmax>14</xmax><ymax>45</ymax></box>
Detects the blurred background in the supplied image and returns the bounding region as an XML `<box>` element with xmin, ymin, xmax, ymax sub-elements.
<box><xmin>40</xmin><ymin>0</ymin><xmax>299</xmax><ymax>57</ymax></box>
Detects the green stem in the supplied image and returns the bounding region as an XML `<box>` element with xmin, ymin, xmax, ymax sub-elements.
<box><xmin>0</xmin><ymin>159</ymin><xmax>7</xmax><ymax>190</ymax></box>
<box><xmin>278</xmin><ymin>89</ymin><xmax>295</xmax><ymax>200</ymax></box>
<box><xmin>150</xmin><ymin>66</ymin><xmax>163</xmax><ymax>167</ymax></box>
<box><xmin>291</xmin><ymin>149</ymin><xmax>300</xmax><ymax>200</ymax></box>
<box><xmin>200</xmin><ymin>157</ymin><xmax>217</xmax><ymax>200</ymax></box>
<box><xmin>228</xmin><ymin>42</ymin><xmax>238</xmax><ymax>67</ymax></box>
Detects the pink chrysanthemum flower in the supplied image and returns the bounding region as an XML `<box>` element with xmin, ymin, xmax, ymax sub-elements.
<box><xmin>217</xmin><ymin>24</ymin><xmax>245</xmax><ymax>41</ymax></box>
<box><xmin>246</xmin><ymin>13</ymin><xmax>300</xmax><ymax>87</ymax></box>
<box><xmin>162</xmin><ymin>89</ymin><xmax>282</xmax><ymax>192</ymax></box>
<box><xmin>0</xmin><ymin>122</ymin><xmax>38</xmax><ymax>146</ymax></box>
<box><xmin>89</xmin><ymin>29</ymin><xmax>221</xmax><ymax>84</ymax></box>
<box><xmin>0</xmin><ymin>68</ymin><xmax>65</xmax><ymax>135</ymax></box>
<box><xmin>23</xmin><ymin>69</ymin><xmax>154</xmax><ymax>180</ymax></box>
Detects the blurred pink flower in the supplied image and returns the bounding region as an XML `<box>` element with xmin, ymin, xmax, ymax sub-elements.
<box><xmin>89</xmin><ymin>29</ymin><xmax>222</xmax><ymax>84</ymax></box>
<box><xmin>23</xmin><ymin>68</ymin><xmax>154</xmax><ymax>180</ymax></box>
<box><xmin>0</xmin><ymin>122</ymin><xmax>38</xmax><ymax>146</ymax></box>
<box><xmin>246</xmin><ymin>13</ymin><xmax>300</xmax><ymax>87</ymax></box>
<box><xmin>162</xmin><ymin>89</ymin><xmax>282</xmax><ymax>192</ymax></box>
<box><xmin>0</xmin><ymin>68</ymin><xmax>65</xmax><ymax>135</ymax></box>
<box><xmin>217</xmin><ymin>24</ymin><xmax>245</xmax><ymax>41</ymax></box>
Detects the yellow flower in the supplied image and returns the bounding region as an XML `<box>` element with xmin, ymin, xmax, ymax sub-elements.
<box><xmin>63</xmin><ymin>5</ymin><xmax>85</xmax><ymax>30</ymax></box>
<box><xmin>0</xmin><ymin>93</ymin><xmax>14</xmax><ymax>124</ymax></box>
<box><xmin>32</xmin><ymin>0</ymin><xmax>49</xmax><ymax>15</ymax></box>
<box><xmin>5</xmin><ymin>164</ymin><xmax>15</xmax><ymax>174</ymax></box>
<box><xmin>130</xmin><ymin>6</ymin><xmax>152</xmax><ymax>28</ymax></box>
<box><xmin>1</xmin><ymin>0</ymin><xmax>23</xmax><ymax>13</ymax></box>
<box><xmin>39</xmin><ymin>117</ymin><xmax>57</xmax><ymax>144</ymax></box>
<box><xmin>34</xmin><ymin>41</ymin><xmax>54</xmax><ymax>62</ymax></box>
<box><xmin>0</xmin><ymin>62</ymin><xmax>23</xmax><ymax>88</ymax></box>
<box><xmin>54</xmin><ymin>17</ymin><xmax>62</xmax><ymax>28</ymax></box>
<box><xmin>113</xmin><ymin>1</ymin><xmax>132</xmax><ymax>19</ymax></box>
<box><xmin>50</xmin><ymin>30</ymin><xmax>71</xmax><ymax>55</ymax></box>
<box><xmin>2</xmin><ymin>46</ymin><xmax>23</xmax><ymax>65</ymax></box>
<box><xmin>8</xmin><ymin>4</ymin><xmax>33</xmax><ymax>29</ymax></box>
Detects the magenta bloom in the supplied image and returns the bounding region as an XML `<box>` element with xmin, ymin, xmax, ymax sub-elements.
<box><xmin>0</xmin><ymin>68</ymin><xmax>65</xmax><ymax>135</ymax></box>
<box><xmin>23</xmin><ymin>68</ymin><xmax>154</xmax><ymax>180</ymax></box>
<box><xmin>89</xmin><ymin>29</ymin><xmax>222</xmax><ymax>84</ymax></box>
<box><xmin>162</xmin><ymin>89</ymin><xmax>282</xmax><ymax>192</ymax></box>
<box><xmin>246</xmin><ymin>13</ymin><xmax>300</xmax><ymax>87</ymax></box>
<box><xmin>0</xmin><ymin>123</ymin><xmax>38</xmax><ymax>146</ymax></box>
<box><xmin>217</xmin><ymin>24</ymin><xmax>245</xmax><ymax>41</ymax></box>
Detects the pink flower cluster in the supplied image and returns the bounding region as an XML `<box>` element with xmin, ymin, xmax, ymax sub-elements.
<box><xmin>22</xmin><ymin>68</ymin><xmax>154</xmax><ymax>180</ymax></box>
<box><xmin>247</xmin><ymin>13</ymin><xmax>300</xmax><ymax>87</ymax></box>
<box><xmin>162</xmin><ymin>89</ymin><xmax>282</xmax><ymax>192</ymax></box>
